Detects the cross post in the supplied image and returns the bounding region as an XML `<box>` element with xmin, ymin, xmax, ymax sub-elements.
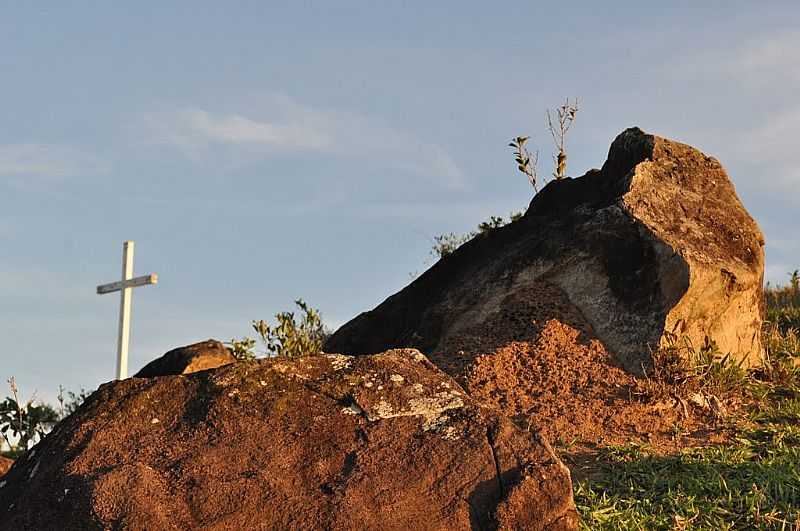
<box><xmin>97</xmin><ymin>241</ymin><xmax>158</xmax><ymax>380</ymax></box>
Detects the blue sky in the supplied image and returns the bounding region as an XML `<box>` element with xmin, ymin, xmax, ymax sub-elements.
<box><xmin>1</xmin><ymin>1</ymin><xmax>799</xmax><ymax>402</ymax></box>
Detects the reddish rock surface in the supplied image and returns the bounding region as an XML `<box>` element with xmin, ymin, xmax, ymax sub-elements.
<box><xmin>421</xmin><ymin>283</ymin><xmax>722</xmax><ymax>451</ymax></box>
<box><xmin>0</xmin><ymin>350</ymin><xmax>577</xmax><ymax>530</ymax></box>
<box><xmin>323</xmin><ymin>128</ymin><xmax>762</xmax><ymax>454</ymax></box>
<box><xmin>133</xmin><ymin>339</ymin><xmax>236</xmax><ymax>378</ymax></box>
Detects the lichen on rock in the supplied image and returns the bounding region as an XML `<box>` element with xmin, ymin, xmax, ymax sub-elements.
<box><xmin>0</xmin><ymin>348</ymin><xmax>577</xmax><ymax>530</ymax></box>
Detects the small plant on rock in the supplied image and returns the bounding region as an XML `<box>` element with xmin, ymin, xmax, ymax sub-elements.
<box><xmin>547</xmin><ymin>98</ymin><xmax>579</xmax><ymax>179</ymax></box>
<box><xmin>510</xmin><ymin>97</ymin><xmax>580</xmax><ymax>191</ymax></box>
<box><xmin>252</xmin><ymin>299</ymin><xmax>326</xmax><ymax>358</ymax></box>
<box><xmin>509</xmin><ymin>136</ymin><xmax>540</xmax><ymax>191</ymax></box>
<box><xmin>430</xmin><ymin>212</ymin><xmax>524</xmax><ymax>260</ymax></box>
<box><xmin>477</xmin><ymin>215</ymin><xmax>507</xmax><ymax>234</ymax></box>
<box><xmin>431</xmin><ymin>232</ymin><xmax>473</xmax><ymax>259</ymax></box>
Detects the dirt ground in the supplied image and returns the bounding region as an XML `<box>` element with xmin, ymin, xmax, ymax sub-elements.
<box><xmin>428</xmin><ymin>284</ymin><xmax>743</xmax><ymax>479</ymax></box>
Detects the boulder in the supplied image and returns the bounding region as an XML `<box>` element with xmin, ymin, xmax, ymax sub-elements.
<box><xmin>0</xmin><ymin>456</ymin><xmax>12</xmax><ymax>477</ymax></box>
<box><xmin>134</xmin><ymin>339</ymin><xmax>236</xmax><ymax>378</ymax></box>
<box><xmin>0</xmin><ymin>350</ymin><xmax>577</xmax><ymax>530</ymax></box>
<box><xmin>325</xmin><ymin>128</ymin><xmax>765</xmax><ymax>372</ymax></box>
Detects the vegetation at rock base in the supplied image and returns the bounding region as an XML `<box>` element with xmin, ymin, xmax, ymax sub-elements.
<box><xmin>574</xmin><ymin>272</ymin><xmax>800</xmax><ymax>530</ymax></box>
<box><xmin>228</xmin><ymin>299</ymin><xmax>327</xmax><ymax>360</ymax></box>
<box><xmin>639</xmin><ymin>334</ymin><xmax>750</xmax><ymax>402</ymax></box>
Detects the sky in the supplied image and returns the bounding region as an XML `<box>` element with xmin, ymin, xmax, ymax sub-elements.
<box><xmin>1</xmin><ymin>1</ymin><xmax>799</xmax><ymax>403</ymax></box>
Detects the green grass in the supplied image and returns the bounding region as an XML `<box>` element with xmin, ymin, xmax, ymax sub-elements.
<box><xmin>768</xmin><ymin>307</ymin><xmax>800</xmax><ymax>334</ymax></box>
<box><xmin>576</xmin><ymin>281</ymin><xmax>800</xmax><ymax>530</ymax></box>
<box><xmin>575</xmin><ymin>391</ymin><xmax>800</xmax><ymax>530</ymax></box>
<box><xmin>765</xmin><ymin>277</ymin><xmax>800</xmax><ymax>333</ymax></box>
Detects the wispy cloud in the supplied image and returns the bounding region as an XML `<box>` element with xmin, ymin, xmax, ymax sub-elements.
<box><xmin>727</xmin><ymin>31</ymin><xmax>800</xmax><ymax>84</ymax></box>
<box><xmin>0</xmin><ymin>144</ymin><xmax>106</xmax><ymax>183</ymax></box>
<box><xmin>143</xmin><ymin>108</ymin><xmax>333</xmax><ymax>152</ymax></box>
<box><xmin>141</xmin><ymin>95</ymin><xmax>464</xmax><ymax>186</ymax></box>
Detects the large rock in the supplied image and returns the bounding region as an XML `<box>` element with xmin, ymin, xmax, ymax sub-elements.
<box><xmin>326</xmin><ymin>128</ymin><xmax>765</xmax><ymax>372</ymax></box>
<box><xmin>134</xmin><ymin>339</ymin><xmax>236</xmax><ymax>378</ymax></box>
<box><xmin>0</xmin><ymin>350</ymin><xmax>577</xmax><ymax>530</ymax></box>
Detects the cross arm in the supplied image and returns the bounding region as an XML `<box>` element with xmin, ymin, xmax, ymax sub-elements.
<box><xmin>97</xmin><ymin>274</ymin><xmax>158</xmax><ymax>295</ymax></box>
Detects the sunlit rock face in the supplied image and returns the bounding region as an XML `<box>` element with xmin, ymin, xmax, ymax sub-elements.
<box><xmin>326</xmin><ymin>128</ymin><xmax>765</xmax><ymax>373</ymax></box>
<box><xmin>0</xmin><ymin>349</ymin><xmax>577</xmax><ymax>531</ymax></box>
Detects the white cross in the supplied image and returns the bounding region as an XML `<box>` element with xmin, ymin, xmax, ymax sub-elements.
<box><xmin>96</xmin><ymin>241</ymin><xmax>158</xmax><ymax>380</ymax></box>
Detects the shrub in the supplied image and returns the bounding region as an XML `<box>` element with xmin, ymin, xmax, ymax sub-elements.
<box><xmin>253</xmin><ymin>299</ymin><xmax>326</xmax><ymax>358</ymax></box>
<box><xmin>0</xmin><ymin>378</ymin><xmax>59</xmax><ymax>453</ymax></box>
<box><xmin>226</xmin><ymin>337</ymin><xmax>257</xmax><ymax>361</ymax></box>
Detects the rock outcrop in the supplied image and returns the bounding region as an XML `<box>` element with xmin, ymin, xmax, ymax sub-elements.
<box><xmin>326</xmin><ymin>128</ymin><xmax>765</xmax><ymax>372</ymax></box>
<box><xmin>0</xmin><ymin>350</ymin><xmax>577</xmax><ymax>530</ymax></box>
<box><xmin>133</xmin><ymin>339</ymin><xmax>236</xmax><ymax>378</ymax></box>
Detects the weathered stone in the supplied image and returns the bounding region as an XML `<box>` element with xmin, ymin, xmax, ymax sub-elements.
<box><xmin>326</xmin><ymin>128</ymin><xmax>765</xmax><ymax>372</ymax></box>
<box><xmin>0</xmin><ymin>350</ymin><xmax>577</xmax><ymax>530</ymax></box>
<box><xmin>134</xmin><ymin>339</ymin><xmax>236</xmax><ymax>378</ymax></box>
